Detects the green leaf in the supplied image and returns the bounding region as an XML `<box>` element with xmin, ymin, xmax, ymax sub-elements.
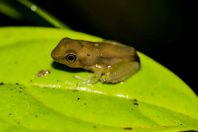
<box><xmin>17</xmin><ymin>0</ymin><xmax>69</xmax><ymax>29</ymax></box>
<box><xmin>0</xmin><ymin>27</ymin><xmax>198</xmax><ymax>132</ymax></box>
<box><xmin>0</xmin><ymin>1</ymin><xmax>69</xmax><ymax>29</ymax></box>
<box><xmin>0</xmin><ymin>1</ymin><xmax>22</xmax><ymax>19</ymax></box>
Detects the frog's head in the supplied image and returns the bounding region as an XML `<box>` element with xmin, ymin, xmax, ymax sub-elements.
<box><xmin>51</xmin><ymin>37</ymin><xmax>83</xmax><ymax>68</ymax></box>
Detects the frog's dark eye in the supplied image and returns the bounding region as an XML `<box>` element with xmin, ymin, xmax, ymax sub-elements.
<box><xmin>65</xmin><ymin>53</ymin><xmax>77</xmax><ymax>63</ymax></box>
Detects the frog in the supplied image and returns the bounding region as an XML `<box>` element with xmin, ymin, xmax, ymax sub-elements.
<box><xmin>51</xmin><ymin>37</ymin><xmax>140</xmax><ymax>84</ymax></box>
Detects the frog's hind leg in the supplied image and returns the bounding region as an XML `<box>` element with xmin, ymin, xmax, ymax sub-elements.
<box><xmin>101</xmin><ymin>61</ymin><xmax>140</xmax><ymax>83</ymax></box>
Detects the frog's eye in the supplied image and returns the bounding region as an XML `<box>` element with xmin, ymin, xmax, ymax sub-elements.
<box><xmin>65</xmin><ymin>53</ymin><xmax>77</xmax><ymax>63</ymax></box>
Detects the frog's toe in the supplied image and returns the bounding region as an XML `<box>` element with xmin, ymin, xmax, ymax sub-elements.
<box><xmin>100</xmin><ymin>75</ymin><xmax>121</xmax><ymax>84</ymax></box>
<box><xmin>74</xmin><ymin>75</ymin><xmax>87</xmax><ymax>81</ymax></box>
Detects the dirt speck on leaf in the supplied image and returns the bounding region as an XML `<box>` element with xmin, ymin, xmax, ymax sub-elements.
<box><xmin>123</xmin><ymin>127</ymin><xmax>133</xmax><ymax>130</ymax></box>
<box><xmin>37</xmin><ymin>70</ymin><xmax>51</xmax><ymax>77</ymax></box>
<box><xmin>0</xmin><ymin>82</ymin><xmax>4</xmax><ymax>85</ymax></box>
<box><xmin>133</xmin><ymin>99</ymin><xmax>139</xmax><ymax>106</ymax></box>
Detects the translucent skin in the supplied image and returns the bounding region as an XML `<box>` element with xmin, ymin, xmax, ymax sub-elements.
<box><xmin>51</xmin><ymin>38</ymin><xmax>140</xmax><ymax>84</ymax></box>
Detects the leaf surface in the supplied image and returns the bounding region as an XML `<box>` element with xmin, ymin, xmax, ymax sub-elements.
<box><xmin>0</xmin><ymin>27</ymin><xmax>197</xmax><ymax>132</ymax></box>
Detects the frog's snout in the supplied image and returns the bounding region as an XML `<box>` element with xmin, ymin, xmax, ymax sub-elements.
<box><xmin>51</xmin><ymin>49</ymin><xmax>57</xmax><ymax>60</ymax></box>
<box><xmin>51</xmin><ymin>48</ymin><xmax>61</xmax><ymax>61</ymax></box>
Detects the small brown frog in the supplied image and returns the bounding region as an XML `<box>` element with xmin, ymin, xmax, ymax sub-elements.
<box><xmin>51</xmin><ymin>38</ymin><xmax>140</xmax><ymax>84</ymax></box>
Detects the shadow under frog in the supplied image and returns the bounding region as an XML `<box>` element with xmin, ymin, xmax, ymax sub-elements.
<box><xmin>51</xmin><ymin>61</ymin><xmax>85</xmax><ymax>73</ymax></box>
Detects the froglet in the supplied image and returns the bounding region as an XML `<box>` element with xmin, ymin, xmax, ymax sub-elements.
<box><xmin>51</xmin><ymin>38</ymin><xmax>140</xmax><ymax>84</ymax></box>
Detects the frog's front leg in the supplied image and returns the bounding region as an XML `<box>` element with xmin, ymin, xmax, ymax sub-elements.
<box><xmin>87</xmin><ymin>66</ymin><xmax>104</xmax><ymax>84</ymax></box>
<box><xmin>100</xmin><ymin>61</ymin><xmax>140</xmax><ymax>83</ymax></box>
<box><xmin>75</xmin><ymin>65</ymin><xmax>104</xmax><ymax>85</ymax></box>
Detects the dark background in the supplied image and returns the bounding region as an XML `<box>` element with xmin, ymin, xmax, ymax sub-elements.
<box><xmin>0</xmin><ymin>0</ymin><xmax>197</xmax><ymax>94</ymax></box>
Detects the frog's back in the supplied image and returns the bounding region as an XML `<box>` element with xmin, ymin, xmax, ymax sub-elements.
<box><xmin>98</xmin><ymin>40</ymin><xmax>137</xmax><ymax>59</ymax></box>
<box><xmin>78</xmin><ymin>39</ymin><xmax>139</xmax><ymax>66</ymax></box>
<box><xmin>90</xmin><ymin>40</ymin><xmax>139</xmax><ymax>66</ymax></box>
